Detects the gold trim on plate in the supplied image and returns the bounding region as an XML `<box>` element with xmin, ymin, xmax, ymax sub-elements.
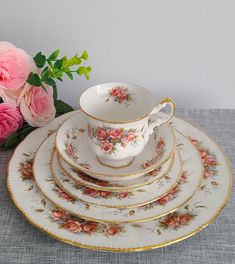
<box><xmin>49</xmin><ymin>148</ymin><xmax>183</xmax><ymax>209</ymax></box>
<box><xmin>57</xmin><ymin>151</ymin><xmax>175</xmax><ymax>192</ymax></box>
<box><xmin>6</xmin><ymin>117</ymin><xmax>233</xmax><ymax>252</ymax></box>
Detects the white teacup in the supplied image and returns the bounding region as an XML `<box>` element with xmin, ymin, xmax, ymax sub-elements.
<box><xmin>79</xmin><ymin>82</ymin><xmax>175</xmax><ymax>168</ymax></box>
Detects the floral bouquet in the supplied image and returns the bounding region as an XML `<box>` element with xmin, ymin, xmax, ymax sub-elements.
<box><xmin>0</xmin><ymin>42</ymin><xmax>91</xmax><ymax>150</ymax></box>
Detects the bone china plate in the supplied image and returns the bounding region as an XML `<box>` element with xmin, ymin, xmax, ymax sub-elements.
<box><xmin>7</xmin><ymin>111</ymin><xmax>232</xmax><ymax>252</ymax></box>
<box><xmin>49</xmin><ymin>146</ymin><xmax>181</xmax><ymax>208</ymax></box>
<box><xmin>57</xmin><ymin>152</ymin><xmax>174</xmax><ymax>192</ymax></box>
<box><xmin>55</xmin><ymin>111</ymin><xmax>176</xmax><ymax>179</ymax></box>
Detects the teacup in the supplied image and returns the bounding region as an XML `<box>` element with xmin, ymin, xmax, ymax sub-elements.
<box><xmin>79</xmin><ymin>82</ymin><xmax>175</xmax><ymax>168</ymax></box>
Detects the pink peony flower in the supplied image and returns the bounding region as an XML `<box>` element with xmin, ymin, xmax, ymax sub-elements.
<box><xmin>126</xmin><ymin>132</ymin><xmax>136</xmax><ymax>142</ymax></box>
<box><xmin>107</xmin><ymin>128</ymin><xmax>122</xmax><ymax>139</ymax></box>
<box><xmin>96</xmin><ymin>127</ymin><xmax>107</xmax><ymax>141</ymax></box>
<box><xmin>0</xmin><ymin>42</ymin><xmax>36</xmax><ymax>105</ymax></box>
<box><xmin>101</xmin><ymin>141</ymin><xmax>113</xmax><ymax>152</ymax></box>
<box><xmin>20</xmin><ymin>84</ymin><xmax>56</xmax><ymax>127</ymax></box>
<box><xmin>0</xmin><ymin>103</ymin><xmax>24</xmax><ymax>143</ymax></box>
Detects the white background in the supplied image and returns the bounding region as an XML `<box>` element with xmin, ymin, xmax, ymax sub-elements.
<box><xmin>1</xmin><ymin>0</ymin><xmax>234</xmax><ymax>108</ymax></box>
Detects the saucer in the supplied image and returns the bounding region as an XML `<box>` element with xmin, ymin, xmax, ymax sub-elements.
<box><xmin>51</xmin><ymin>148</ymin><xmax>182</xmax><ymax>208</ymax></box>
<box><xmin>7</xmin><ymin>110</ymin><xmax>232</xmax><ymax>251</ymax></box>
<box><xmin>57</xmin><ymin>152</ymin><xmax>174</xmax><ymax>191</ymax></box>
<box><xmin>56</xmin><ymin>111</ymin><xmax>175</xmax><ymax>179</ymax></box>
<box><xmin>33</xmin><ymin>129</ymin><xmax>202</xmax><ymax>221</ymax></box>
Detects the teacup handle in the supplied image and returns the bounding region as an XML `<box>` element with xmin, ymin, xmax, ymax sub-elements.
<box><xmin>148</xmin><ymin>98</ymin><xmax>175</xmax><ymax>134</ymax></box>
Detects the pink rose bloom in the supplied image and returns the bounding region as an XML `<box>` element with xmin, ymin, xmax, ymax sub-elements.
<box><xmin>179</xmin><ymin>214</ymin><xmax>191</xmax><ymax>224</ymax></box>
<box><xmin>0</xmin><ymin>103</ymin><xmax>24</xmax><ymax>143</ymax></box>
<box><xmin>118</xmin><ymin>192</ymin><xmax>129</xmax><ymax>199</ymax></box>
<box><xmin>107</xmin><ymin>128</ymin><xmax>122</xmax><ymax>139</ymax></box>
<box><xmin>101</xmin><ymin>141</ymin><xmax>113</xmax><ymax>152</ymax></box>
<box><xmin>96</xmin><ymin>127</ymin><xmax>107</xmax><ymax>141</ymax></box>
<box><xmin>126</xmin><ymin>132</ymin><xmax>136</xmax><ymax>142</ymax></box>
<box><xmin>157</xmin><ymin>193</ymin><xmax>174</xmax><ymax>204</ymax></box>
<box><xmin>62</xmin><ymin>220</ymin><xmax>83</xmax><ymax>233</ymax></box>
<box><xmin>111</xmin><ymin>87</ymin><xmax>121</xmax><ymax>97</ymax></box>
<box><xmin>0</xmin><ymin>42</ymin><xmax>35</xmax><ymax>105</ymax></box>
<box><xmin>20</xmin><ymin>84</ymin><xmax>56</xmax><ymax>127</ymax></box>
<box><xmin>52</xmin><ymin>210</ymin><xmax>69</xmax><ymax>221</ymax></box>
<box><xmin>84</xmin><ymin>188</ymin><xmax>100</xmax><ymax>198</ymax></box>
<box><xmin>105</xmin><ymin>225</ymin><xmax>120</xmax><ymax>236</ymax></box>
<box><xmin>82</xmin><ymin>222</ymin><xmax>98</xmax><ymax>234</ymax></box>
<box><xmin>204</xmin><ymin>155</ymin><xmax>217</xmax><ymax>166</ymax></box>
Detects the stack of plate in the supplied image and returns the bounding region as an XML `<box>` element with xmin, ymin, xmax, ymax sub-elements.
<box><xmin>7</xmin><ymin>110</ymin><xmax>232</xmax><ymax>252</ymax></box>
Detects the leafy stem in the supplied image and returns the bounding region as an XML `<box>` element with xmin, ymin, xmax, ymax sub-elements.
<box><xmin>26</xmin><ymin>49</ymin><xmax>91</xmax><ymax>96</ymax></box>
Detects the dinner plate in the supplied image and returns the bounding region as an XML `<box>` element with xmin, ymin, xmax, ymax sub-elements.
<box><xmin>7</xmin><ymin>111</ymin><xmax>232</xmax><ymax>252</ymax></box>
<box><xmin>55</xmin><ymin>111</ymin><xmax>175</xmax><ymax>179</ymax></box>
<box><xmin>57</xmin><ymin>152</ymin><xmax>174</xmax><ymax>192</ymax></box>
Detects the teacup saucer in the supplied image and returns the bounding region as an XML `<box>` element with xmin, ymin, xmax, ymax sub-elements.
<box><xmin>57</xmin><ymin>152</ymin><xmax>174</xmax><ymax>191</ymax></box>
<box><xmin>51</xmin><ymin>148</ymin><xmax>182</xmax><ymax>208</ymax></box>
<box><xmin>33</xmin><ymin>129</ymin><xmax>203</xmax><ymax>222</ymax></box>
<box><xmin>56</xmin><ymin>111</ymin><xmax>175</xmax><ymax>179</ymax></box>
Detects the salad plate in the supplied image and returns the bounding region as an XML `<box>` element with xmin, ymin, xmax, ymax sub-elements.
<box><xmin>55</xmin><ymin>111</ymin><xmax>175</xmax><ymax>179</ymax></box>
<box><xmin>7</xmin><ymin>111</ymin><xmax>232</xmax><ymax>252</ymax></box>
<box><xmin>50</xmin><ymin>147</ymin><xmax>181</xmax><ymax>208</ymax></box>
<box><xmin>33</xmin><ymin>129</ymin><xmax>202</xmax><ymax>221</ymax></box>
<box><xmin>57</xmin><ymin>153</ymin><xmax>174</xmax><ymax>192</ymax></box>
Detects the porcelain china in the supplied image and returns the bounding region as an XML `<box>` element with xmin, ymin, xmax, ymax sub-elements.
<box><xmin>57</xmin><ymin>152</ymin><xmax>174</xmax><ymax>192</ymax></box>
<box><xmin>7</xmin><ymin>111</ymin><xmax>232</xmax><ymax>252</ymax></box>
<box><xmin>50</xmin><ymin>147</ymin><xmax>181</xmax><ymax>208</ymax></box>
<box><xmin>33</xmin><ymin>129</ymin><xmax>202</xmax><ymax>221</ymax></box>
<box><xmin>56</xmin><ymin>111</ymin><xmax>175</xmax><ymax>180</ymax></box>
<box><xmin>79</xmin><ymin>83</ymin><xmax>175</xmax><ymax>167</ymax></box>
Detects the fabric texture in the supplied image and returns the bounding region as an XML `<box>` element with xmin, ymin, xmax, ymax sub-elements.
<box><xmin>0</xmin><ymin>109</ymin><xmax>234</xmax><ymax>264</ymax></box>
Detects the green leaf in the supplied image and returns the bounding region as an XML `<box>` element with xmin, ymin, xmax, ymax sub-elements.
<box><xmin>48</xmin><ymin>49</ymin><xmax>60</xmax><ymax>60</ymax></box>
<box><xmin>54</xmin><ymin>100</ymin><xmax>74</xmax><ymax>116</ymax></box>
<box><xmin>85</xmin><ymin>73</ymin><xmax>90</xmax><ymax>80</ymax></box>
<box><xmin>68</xmin><ymin>57</ymin><xmax>82</xmax><ymax>66</ymax></box>
<box><xmin>41</xmin><ymin>70</ymin><xmax>50</xmax><ymax>81</ymax></box>
<box><xmin>3</xmin><ymin>133</ymin><xmax>19</xmax><ymax>150</ymax></box>
<box><xmin>26</xmin><ymin>72</ymin><xmax>41</xmax><ymax>87</ymax></box>
<box><xmin>44</xmin><ymin>78</ymin><xmax>57</xmax><ymax>100</ymax></box>
<box><xmin>54</xmin><ymin>59</ymin><xmax>63</xmax><ymax>70</ymax></box>
<box><xmin>81</xmin><ymin>50</ymin><xmax>88</xmax><ymax>60</ymax></box>
<box><xmin>41</xmin><ymin>66</ymin><xmax>49</xmax><ymax>75</ymax></box>
<box><xmin>87</xmin><ymin>66</ymin><xmax>92</xmax><ymax>73</ymax></box>
<box><xmin>34</xmin><ymin>52</ymin><xmax>46</xmax><ymax>68</ymax></box>
<box><xmin>77</xmin><ymin>66</ymin><xmax>87</xmax><ymax>75</ymax></box>
<box><xmin>65</xmin><ymin>71</ymin><xmax>73</xmax><ymax>80</ymax></box>
<box><xmin>41</xmin><ymin>84</ymin><xmax>48</xmax><ymax>93</ymax></box>
<box><xmin>19</xmin><ymin>127</ymin><xmax>36</xmax><ymax>140</ymax></box>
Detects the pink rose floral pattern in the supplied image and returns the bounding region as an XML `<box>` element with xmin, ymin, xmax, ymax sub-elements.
<box><xmin>105</xmin><ymin>86</ymin><xmax>134</xmax><ymax>106</ymax></box>
<box><xmin>73</xmin><ymin>182</ymin><xmax>133</xmax><ymax>199</ymax></box>
<box><xmin>64</xmin><ymin>128</ymin><xmax>90</xmax><ymax>169</ymax></box>
<box><xmin>53</xmin><ymin>185</ymin><xmax>76</xmax><ymax>203</ymax></box>
<box><xmin>87</xmin><ymin>124</ymin><xmax>140</xmax><ymax>154</ymax></box>
<box><xmin>51</xmin><ymin>209</ymin><xmax>125</xmax><ymax>236</ymax></box>
<box><xmin>159</xmin><ymin>210</ymin><xmax>196</xmax><ymax>230</ymax></box>
<box><xmin>141</xmin><ymin>137</ymin><xmax>166</xmax><ymax>168</ymax></box>
<box><xmin>140</xmin><ymin>171</ymin><xmax>188</xmax><ymax>210</ymax></box>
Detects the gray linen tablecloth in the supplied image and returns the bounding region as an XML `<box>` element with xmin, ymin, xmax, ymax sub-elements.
<box><xmin>0</xmin><ymin>109</ymin><xmax>234</xmax><ymax>264</ymax></box>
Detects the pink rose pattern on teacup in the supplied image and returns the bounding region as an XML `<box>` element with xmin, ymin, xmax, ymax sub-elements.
<box><xmin>74</xmin><ymin>182</ymin><xmax>133</xmax><ymax>199</ymax></box>
<box><xmin>0</xmin><ymin>42</ymin><xmax>36</xmax><ymax>105</ymax></box>
<box><xmin>87</xmin><ymin>124</ymin><xmax>139</xmax><ymax>154</ymax></box>
<box><xmin>0</xmin><ymin>103</ymin><xmax>24</xmax><ymax>144</ymax></box>
<box><xmin>51</xmin><ymin>209</ymin><xmax>125</xmax><ymax>236</ymax></box>
<box><xmin>141</xmin><ymin>137</ymin><xmax>166</xmax><ymax>168</ymax></box>
<box><xmin>105</xmin><ymin>86</ymin><xmax>134</xmax><ymax>106</ymax></box>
